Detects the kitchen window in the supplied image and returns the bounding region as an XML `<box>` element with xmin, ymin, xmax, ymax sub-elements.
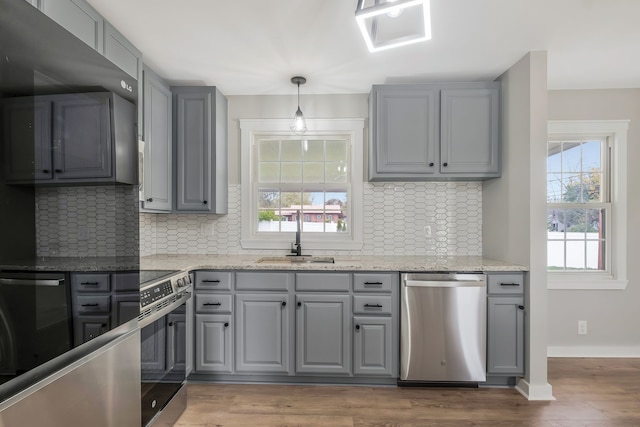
<box><xmin>240</xmin><ymin>119</ymin><xmax>364</xmax><ymax>250</ymax></box>
<box><xmin>547</xmin><ymin>120</ymin><xmax>628</xmax><ymax>290</ymax></box>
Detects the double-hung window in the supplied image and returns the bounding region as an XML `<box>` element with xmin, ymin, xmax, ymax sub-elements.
<box><xmin>240</xmin><ymin>119</ymin><xmax>364</xmax><ymax>250</ymax></box>
<box><xmin>547</xmin><ymin>120</ymin><xmax>628</xmax><ymax>289</ymax></box>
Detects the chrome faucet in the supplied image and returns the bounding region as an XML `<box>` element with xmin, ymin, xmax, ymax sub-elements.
<box><xmin>291</xmin><ymin>210</ymin><xmax>302</xmax><ymax>256</ymax></box>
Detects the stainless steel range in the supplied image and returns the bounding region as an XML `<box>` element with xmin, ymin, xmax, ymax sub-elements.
<box><xmin>139</xmin><ymin>270</ymin><xmax>192</xmax><ymax>427</ymax></box>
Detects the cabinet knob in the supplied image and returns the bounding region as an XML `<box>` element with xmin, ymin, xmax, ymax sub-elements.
<box><xmin>442</xmin><ymin>162</ymin><xmax>448</xmax><ymax>167</ymax></box>
<box><xmin>355</xmin><ymin>324</ymin><xmax>360</xmax><ymax>330</ymax></box>
<box><xmin>168</xmin><ymin>321</ymin><xmax>174</xmax><ymax>327</ymax></box>
<box><xmin>518</xmin><ymin>305</ymin><xmax>525</xmax><ymax>310</ymax></box>
<box><xmin>224</xmin><ymin>322</ymin><xmax>229</xmax><ymax>327</ymax></box>
<box><xmin>55</xmin><ymin>169</ymin><xmax>63</xmax><ymax>173</ymax></box>
<box><xmin>42</xmin><ymin>169</ymin><xmax>50</xmax><ymax>173</ymax></box>
<box><xmin>146</xmin><ymin>198</ymin><xmax>153</xmax><ymax>202</ymax></box>
<box><xmin>297</xmin><ymin>301</ymin><xmax>302</xmax><ymax>307</ymax></box>
<box><xmin>203</xmin><ymin>200</ymin><xmax>208</xmax><ymax>205</ymax></box>
<box><xmin>429</xmin><ymin>162</ymin><xmax>434</xmax><ymax>167</ymax></box>
<box><xmin>281</xmin><ymin>301</ymin><xmax>287</xmax><ymax>307</ymax></box>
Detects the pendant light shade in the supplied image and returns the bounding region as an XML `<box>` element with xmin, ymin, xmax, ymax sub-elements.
<box><xmin>290</xmin><ymin>76</ymin><xmax>307</xmax><ymax>134</ymax></box>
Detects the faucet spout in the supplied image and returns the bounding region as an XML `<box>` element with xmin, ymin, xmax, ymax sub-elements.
<box><xmin>292</xmin><ymin>209</ymin><xmax>302</xmax><ymax>256</ymax></box>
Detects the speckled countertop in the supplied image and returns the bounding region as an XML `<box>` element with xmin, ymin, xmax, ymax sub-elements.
<box><xmin>140</xmin><ymin>254</ymin><xmax>527</xmax><ymax>273</ymax></box>
<box><xmin>0</xmin><ymin>257</ymin><xmax>139</xmax><ymax>272</ymax></box>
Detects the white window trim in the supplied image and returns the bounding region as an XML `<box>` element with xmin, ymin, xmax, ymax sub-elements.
<box><xmin>240</xmin><ymin>118</ymin><xmax>364</xmax><ymax>251</ymax></box>
<box><xmin>547</xmin><ymin>120</ymin><xmax>628</xmax><ymax>290</ymax></box>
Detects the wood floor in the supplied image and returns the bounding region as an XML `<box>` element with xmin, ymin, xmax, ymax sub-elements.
<box><xmin>174</xmin><ymin>358</ymin><xmax>640</xmax><ymax>427</ymax></box>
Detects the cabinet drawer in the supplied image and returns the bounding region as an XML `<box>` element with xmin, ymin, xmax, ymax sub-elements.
<box><xmin>353</xmin><ymin>273</ymin><xmax>394</xmax><ymax>293</ymax></box>
<box><xmin>488</xmin><ymin>273</ymin><xmax>524</xmax><ymax>295</ymax></box>
<box><xmin>296</xmin><ymin>273</ymin><xmax>350</xmax><ymax>292</ymax></box>
<box><xmin>195</xmin><ymin>271</ymin><xmax>233</xmax><ymax>291</ymax></box>
<box><xmin>236</xmin><ymin>272</ymin><xmax>291</xmax><ymax>291</ymax></box>
<box><xmin>71</xmin><ymin>273</ymin><xmax>110</xmax><ymax>292</ymax></box>
<box><xmin>112</xmin><ymin>272</ymin><xmax>140</xmax><ymax>292</ymax></box>
<box><xmin>74</xmin><ymin>295</ymin><xmax>110</xmax><ymax>314</ymax></box>
<box><xmin>196</xmin><ymin>294</ymin><xmax>233</xmax><ymax>314</ymax></box>
<box><xmin>353</xmin><ymin>296</ymin><xmax>393</xmax><ymax>315</ymax></box>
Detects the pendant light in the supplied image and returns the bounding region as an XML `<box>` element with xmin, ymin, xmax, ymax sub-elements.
<box><xmin>290</xmin><ymin>76</ymin><xmax>307</xmax><ymax>135</ymax></box>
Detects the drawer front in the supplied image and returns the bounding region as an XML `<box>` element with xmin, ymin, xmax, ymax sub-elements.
<box><xmin>196</xmin><ymin>294</ymin><xmax>233</xmax><ymax>313</ymax></box>
<box><xmin>295</xmin><ymin>273</ymin><xmax>350</xmax><ymax>292</ymax></box>
<box><xmin>488</xmin><ymin>273</ymin><xmax>524</xmax><ymax>295</ymax></box>
<box><xmin>236</xmin><ymin>272</ymin><xmax>292</xmax><ymax>291</ymax></box>
<box><xmin>71</xmin><ymin>273</ymin><xmax>110</xmax><ymax>292</ymax></box>
<box><xmin>353</xmin><ymin>295</ymin><xmax>393</xmax><ymax>315</ymax></box>
<box><xmin>353</xmin><ymin>273</ymin><xmax>394</xmax><ymax>293</ymax></box>
<box><xmin>195</xmin><ymin>271</ymin><xmax>233</xmax><ymax>291</ymax></box>
<box><xmin>112</xmin><ymin>272</ymin><xmax>140</xmax><ymax>292</ymax></box>
<box><xmin>74</xmin><ymin>295</ymin><xmax>110</xmax><ymax>314</ymax></box>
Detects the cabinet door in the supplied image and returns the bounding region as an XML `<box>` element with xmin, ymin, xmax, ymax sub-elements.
<box><xmin>141</xmin><ymin>67</ymin><xmax>172</xmax><ymax>211</ymax></box>
<box><xmin>487</xmin><ymin>296</ymin><xmax>524</xmax><ymax>375</ymax></box>
<box><xmin>235</xmin><ymin>294</ymin><xmax>290</xmax><ymax>374</ymax></box>
<box><xmin>167</xmin><ymin>312</ymin><xmax>187</xmax><ymax>373</ymax></box>
<box><xmin>296</xmin><ymin>294</ymin><xmax>350</xmax><ymax>375</ymax></box>
<box><xmin>195</xmin><ymin>314</ymin><xmax>232</xmax><ymax>373</ymax></box>
<box><xmin>52</xmin><ymin>93</ymin><xmax>112</xmax><ymax>180</ymax></box>
<box><xmin>2</xmin><ymin>97</ymin><xmax>52</xmax><ymax>181</ymax></box>
<box><xmin>440</xmin><ymin>86</ymin><xmax>500</xmax><ymax>176</ymax></box>
<box><xmin>111</xmin><ymin>293</ymin><xmax>140</xmax><ymax>327</ymax></box>
<box><xmin>353</xmin><ymin>316</ymin><xmax>393</xmax><ymax>376</ymax></box>
<box><xmin>370</xmin><ymin>85</ymin><xmax>438</xmax><ymax>179</ymax></box>
<box><xmin>73</xmin><ymin>315</ymin><xmax>109</xmax><ymax>346</ymax></box>
<box><xmin>141</xmin><ymin>317</ymin><xmax>166</xmax><ymax>372</ymax></box>
<box><xmin>41</xmin><ymin>0</ymin><xmax>104</xmax><ymax>53</ymax></box>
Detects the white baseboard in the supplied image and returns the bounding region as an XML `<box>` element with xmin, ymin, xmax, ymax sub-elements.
<box><xmin>515</xmin><ymin>378</ymin><xmax>555</xmax><ymax>401</ymax></box>
<box><xmin>548</xmin><ymin>346</ymin><xmax>640</xmax><ymax>358</ymax></box>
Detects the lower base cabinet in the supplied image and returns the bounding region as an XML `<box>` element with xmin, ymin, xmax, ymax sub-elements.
<box><xmin>487</xmin><ymin>296</ymin><xmax>525</xmax><ymax>375</ymax></box>
<box><xmin>195</xmin><ymin>314</ymin><xmax>232</xmax><ymax>373</ymax></box>
<box><xmin>353</xmin><ymin>316</ymin><xmax>393</xmax><ymax>376</ymax></box>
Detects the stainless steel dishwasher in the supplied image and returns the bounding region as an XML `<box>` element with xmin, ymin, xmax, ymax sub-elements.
<box><xmin>400</xmin><ymin>273</ymin><xmax>487</xmax><ymax>384</ymax></box>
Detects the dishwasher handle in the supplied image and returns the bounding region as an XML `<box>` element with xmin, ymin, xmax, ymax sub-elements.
<box><xmin>404</xmin><ymin>279</ymin><xmax>486</xmax><ymax>288</ymax></box>
<box><xmin>403</xmin><ymin>273</ymin><xmax>486</xmax><ymax>288</ymax></box>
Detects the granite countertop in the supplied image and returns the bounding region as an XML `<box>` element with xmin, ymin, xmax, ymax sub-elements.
<box><xmin>140</xmin><ymin>254</ymin><xmax>528</xmax><ymax>273</ymax></box>
<box><xmin>0</xmin><ymin>257</ymin><xmax>139</xmax><ymax>272</ymax></box>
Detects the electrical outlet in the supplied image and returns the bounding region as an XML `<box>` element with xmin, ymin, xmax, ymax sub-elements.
<box><xmin>578</xmin><ymin>320</ymin><xmax>588</xmax><ymax>335</ymax></box>
<box><xmin>423</xmin><ymin>225</ymin><xmax>432</xmax><ymax>237</ymax></box>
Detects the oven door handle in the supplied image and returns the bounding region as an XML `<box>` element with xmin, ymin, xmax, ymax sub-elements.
<box><xmin>0</xmin><ymin>277</ymin><xmax>64</xmax><ymax>286</ymax></box>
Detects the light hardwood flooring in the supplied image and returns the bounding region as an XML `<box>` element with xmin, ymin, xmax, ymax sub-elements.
<box><xmin>174</xmin><ymin>358</ymin><xmax>640</xmax><ymax>426</ymax></box>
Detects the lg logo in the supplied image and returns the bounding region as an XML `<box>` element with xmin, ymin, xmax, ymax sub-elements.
<box><xmin>120</xmin><ymin>80</ymin><xmax>133</xmax><ymax>93</ymax></box>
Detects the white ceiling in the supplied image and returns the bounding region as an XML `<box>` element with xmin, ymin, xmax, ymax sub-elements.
<box><xmin>87</xmin><ymin>0</ymin><xmax>640</xmax><ymax>96</ymax></box>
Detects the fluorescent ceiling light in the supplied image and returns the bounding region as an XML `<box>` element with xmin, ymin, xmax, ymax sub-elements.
<box><xmin>355</xmin><ymin>0</ymin><xmax>431</xmax><ymax>52</ymax></box>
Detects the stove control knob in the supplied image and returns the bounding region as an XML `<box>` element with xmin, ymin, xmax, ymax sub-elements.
<box><xmin>176</xmin><ymin>278</ymin><xmax>184</xmax><ymax>287</ymax></box>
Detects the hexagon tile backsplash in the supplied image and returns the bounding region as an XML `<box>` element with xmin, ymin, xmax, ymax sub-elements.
<box><xmin>140</xmin><ymin>183</ymin><xmax>482</xmax><ymax>257</ymax></box>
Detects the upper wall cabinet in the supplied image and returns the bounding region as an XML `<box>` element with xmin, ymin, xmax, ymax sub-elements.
<box><xmin>41</xmin><ymin>0</ymin><xmax>104</xmax><ymax>54</ymax></box>
<box><xmin>172</xmin><ymin>86</ymin><xmax>228</xmax><ymax>214</ymax></box>
<box><xmin>369</xmin><ymin>82</ymin><xmax>501</xmax><ymax>181</ymax></box>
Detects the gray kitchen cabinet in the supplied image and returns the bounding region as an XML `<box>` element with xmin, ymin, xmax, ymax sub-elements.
<box><xmin>111</xmin><ymin>293</ymin><xmax>139</xmax><ymax>327</ymax></box>
<box><xmin>295</xmin><ymin>294</ymin><xmax>350</xmax><ymax>375</ymax></box>
<box><xmin>141</xmin><ymin>317</ymin><xmax>166</xmax><ymax>372</ymax></box>
<box><xmin>2</xmin><ymin>92</ymin><xmax>136</xmax><ymax>184</ymax></box>
<box><xmin>167</xmin><ymin>310</ymin><xmax>187</xmax><ymax>373</ymax></box>
<box><xmin>103</xmin><ymin>21</ymin><xmax>143</xmax><ymax>139</ymax></box>
<box><xmin>140</xmin><ymin>66</ymin><xmax>172</xmax><ymax>212</ymax></box>
<box><xmin>172</xmin><ymin>86</ymin><xmax>228</xmax><ymax>214</ymax></box>
<box><xmin>41</xmin><ymin>0</ymin><xmax>104</xmax><ymax>53</ymax></box>
<box><xmin>353</xmin><ymin>316</ymin><xmax>393</xmax><ymax>376</ymax></box>
<box><xmin>74</xmin><ymin>315</ymin><xmax>110</xmax><ymax>346</ymax></box>
<box><xmin>487</xmin><ymin>273</ymin><xmax>525</xmax><ymax>376</ymax></box>
<box><xmin>195</xmin><ymin>314</ymin><xmax>233</xmax><ymax>373</ymax></box>
<box><xmin>235</xmin><ymin>294</ymin><xmax>291</xmax><ymax>374</ymax></box>
<box><xmin>185</xmin><ymin>293</ymin><xmax>194</xmax><ymax>376</ymax></box>
<box><xmin>369</xmin><ymin>82</ymin><xmax>500</xmax><ymax>181</ymax></box>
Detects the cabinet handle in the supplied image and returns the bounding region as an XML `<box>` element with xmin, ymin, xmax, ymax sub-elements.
<box><xmin>146</xmin><ymin>198</ymin><xmax>153</xmax><ymax>202</ymax></box>
<box><xmin>204</xmin><ymin>302</ymin><xmax>221</xmax><ymax>306</ymax></box>
<box><xmin>281</xmin><ymin>301</ymin><xmax>287</xmax><ymax>307</ymax></box>
<box><xmin>429</xmin><ymin>162</ymin><xmax>434</xmax><ymax>167</ymax></box>
<box><xmin>81</xmin><ymin>282</ymin><xmax>99</xmax><ymax>286</ymax></box>
<box><xmin>442</xmin><ymin>162</ymin><xmax>448</xmax><ymax>167</ymax></box>
<box><xmin>297</xmin><ymin>301</ymin><xmax>302</xmax><ymax>307</ymax></box>
<box><xmin>363</xmin><ymin>282</ymin><xmax>383</xmax><ymax>286</ymax></box>
<box><xmin>518</xmin><ymin>305</ymin><xmax>525</xmax><ymax>310</ymax></box>
<box><xmin>364</xmin><ymin>303</ymin><xmax>383</xmax><ymax>308</ymax></box>
<box><xmin>81</xmin><ymin>303</ymin><xmax>99</xmax><ymax>307</ymax></box>
<box><xmin>355</xmin><ymin>324</ymin><xmax>360</xmax><ymax>330</ymax></box>
<box><xmin>42</xmin><ymin>169</ymin><xmax>50</xmax><ymax>173</ymax></box>
<box><xmin>202</xmin><ymin>279</ymin><xmax>220</xmax><ymax>283</ymax></box>
<box><xmin>55</xmin><ymin>169</ymin><xmax>63</xmax><ymax>173</ymax></box>
<box><xmin>224</xmin><ymin>322</ymin><xmax>229</xmax><ymax>327</ymax></box>
<box><xmin>500</xmin><ymin>283</ymin><xmax>520</xmax><ymax>287</ymax></box>
<box><xmin>203</xmin><ymin>200</ymin><xmax>208</xmax><ymax>205</ymax></box>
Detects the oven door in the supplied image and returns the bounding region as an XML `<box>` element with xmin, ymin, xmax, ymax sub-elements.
<box><xmin>141</xmin><ymin>303</ymin><xmax>187</xmax><ymax>427</ymax></box>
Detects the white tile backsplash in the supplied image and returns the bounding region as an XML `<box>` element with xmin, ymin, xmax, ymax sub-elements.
<box><xmin>142</xmin><ymin>182</ymin><xmax>482</xmax><ymax>256</ymax></box>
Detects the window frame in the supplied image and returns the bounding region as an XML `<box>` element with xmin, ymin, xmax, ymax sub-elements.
<box><xmin>547</xmin><ymin>120</ymin><xmax>628</xmax><ymax>290</ymax></box>
<box><xmin>240</xmin><ymin>118</ymin><xmax>364</xmax><ymax>251</ymax></box>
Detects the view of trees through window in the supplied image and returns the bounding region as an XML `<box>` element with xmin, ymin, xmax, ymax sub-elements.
<box><xmin>547</xmin><ymin>138</ymin><xmax>608</xmax><ymax>271</ymax></box>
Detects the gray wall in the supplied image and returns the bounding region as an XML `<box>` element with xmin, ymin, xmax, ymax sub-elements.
<box><xmin>547</xmin><ymin>89</ymin><xmax>640</xmax><ymax>356</ymax></box>
<box><xmin>484</xmin><ymin>52</ymin><xmax>552</xmax><ymax>399</ymax></box>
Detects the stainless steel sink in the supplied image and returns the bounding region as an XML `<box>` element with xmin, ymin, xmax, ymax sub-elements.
<box><xmin>256</xmin><ymin>256</ymin><xmax>335</xmax><ymax>264</ymax></box>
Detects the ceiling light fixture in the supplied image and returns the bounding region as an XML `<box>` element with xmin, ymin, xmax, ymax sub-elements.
<box><xmin>355</xmin><ymin>0</ymin><xmax>431</xmax><ymax>53</ymax></box>
<box><xmin>290</xmin><ymin>76</ymin><xmax>307</xmax><ymax>135</ymax></box>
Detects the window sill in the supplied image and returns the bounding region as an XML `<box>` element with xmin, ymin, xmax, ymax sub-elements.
<box><xmin>241</xmin><ymin>239</ymin><xmax>363</xmax><ymax>251</ymax></box>
<box><xmin>548</xmin><ymin>277</ymin><xmax>628</xmax><ymax>290</ymax></box>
